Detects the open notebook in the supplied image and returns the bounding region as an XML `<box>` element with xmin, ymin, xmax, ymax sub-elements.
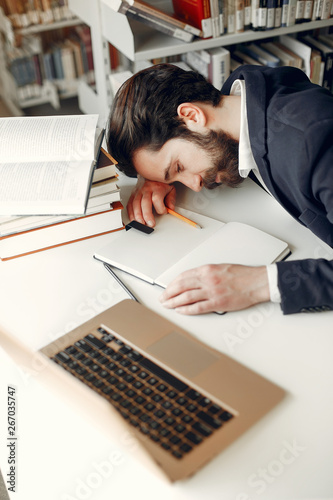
<box><xmin>93</xmin><ymin>207</ymin><xmax>290</xmax><ymax>288</ymax></box>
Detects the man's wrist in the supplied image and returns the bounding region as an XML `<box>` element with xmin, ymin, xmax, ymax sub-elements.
<box><xmin>266</xmin><ymin>264</ymin><xmax>281</xmax><ymax>303</ymax></box>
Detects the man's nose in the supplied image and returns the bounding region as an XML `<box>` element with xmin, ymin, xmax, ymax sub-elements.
<box><xmin>183</xmin><ymin>174</ymin><xmax>203</xmax><ymax>192</ymax></box>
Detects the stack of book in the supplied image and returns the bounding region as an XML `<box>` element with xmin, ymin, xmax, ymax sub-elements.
<box><xmin>0</xmin><ymin>114</ymin><xmax>124</xmax><ymax>261</ymax></box>
<box><xmin>0</xmin><ymin>0</ymin><xmax>75</xmax><ymax>28</ymax></box>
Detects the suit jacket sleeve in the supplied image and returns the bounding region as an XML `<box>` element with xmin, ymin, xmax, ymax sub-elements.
<box><xmin>277</xmin><ymin>259</ymin><xmax>333</xmax><ymax>314</ymax></box>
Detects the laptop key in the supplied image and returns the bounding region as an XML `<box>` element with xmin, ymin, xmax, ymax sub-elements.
<box><xmin>186</xmin><ymin>389</ymin><xmax>201</xmax><ymax>400</ymax></box>
<box><xmin>85</xmin><ymin>334</ymin><xmax>106</xmax><ymax>350</ymax></box>
<box><xmin>185</xmin><ymin>431</ymin><xmax>202</xmax><ymax>445</ymax></box>
<box><xmin>55</xmin><ymin>351</ymin><xmax>70</xmax><ymax>363</ymax></box>
<box><xmin>192</xmin><ymin>422</ymin><xmax>212</xmax><ymax>437</ymax></box>
<box><xmin>139</xmin><ymin>358</ymin><xmax>188</xmax><ymax>392</ymax></box>
<box><xmin>221</xmin><ymin>411</ymin><xmax>234</xmax><ymax>421</ymax></box>
<box><xmin>197</xmin><ymin>411</ymin><xmax>222</xmax><ymax>429</ymax></box>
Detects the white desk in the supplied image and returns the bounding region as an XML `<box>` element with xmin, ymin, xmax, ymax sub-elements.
<box><xmin>1</xmin><ymin>174</ymin><xmax>333</xmax><ymax>500</ymax></box>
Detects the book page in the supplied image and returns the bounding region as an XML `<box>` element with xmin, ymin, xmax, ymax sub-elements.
<box><xmin>0</xmin><ymin>114</ymin><xmax>98</xmax><ymax>163</ymax></box>
<box><xmin>0</xmin><ymin>160</ymin><xmax>93</xmax><ymax>215</ymax></box>
<box><xmin>94</xmin><ymin>208</ymin><xmax>224</xmax><ymax>283</ymax></box>
<box><xmin>156</xmin><ymin>222</ymin><xmax>290</xmax><ymax>288</ymax></box>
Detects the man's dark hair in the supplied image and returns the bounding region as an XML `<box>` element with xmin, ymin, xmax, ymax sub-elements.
<box><xmin>106</xmin><ymin>63</ymin><xmax>223</xmax><ymax>177</ymax></box>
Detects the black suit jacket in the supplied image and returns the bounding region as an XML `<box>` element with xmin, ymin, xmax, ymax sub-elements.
<box><xmin>222</xmin><ymin>65</ymin><xmax>333</xmax><ymax>314</ymax></box>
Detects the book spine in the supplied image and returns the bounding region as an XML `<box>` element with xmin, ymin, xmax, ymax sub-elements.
<box><xmin>286</xmin><ymin>0</ymin><xmax>297</xmax><ymax>24</ymax></box>
<box><xmin>182</xmin><ymin>50</ymin><xmax>210</xmax><ymax>78</ymax></box>
<box><xmin>235</xmin><ymin>0</ymin><xmax>245</xmax><ymax>32</ymax></box>
<box><xmin>295</xmin><ymin>0</ymin><xmax>305</xmax><ymax>21</ymax></box>
<box><xmin>227</xmin><ymin>0</ymin><xmax>235</xmax><ymax>33</ymax></box>
<box><xmin>274</xmin><ymin>0</ymin><xmax>282</xmax><ymax>26</ymax></box>
<box><xmin>208</xmin><ymin>49</ymin><xmax>230</xmax><ymax>88</ymax></box>
<box><xmin>303</xmin><ymin>0</ymin><xmax>313</xmax><ymax>18</ymax></box>
<box><xmin>281</xmin><ymin>0</ymin><xmax>289</xmax><ymax>26</ymax></box>
<box><xmin>258</xmin><ymin>0</ymin><xmax>268</xmax><ymax>29</ymax></box>
<box><xmin>320</xmin><ymin>0</ymin><xmax>332</xmax><ymax>18</ymax></box>
<box><xmin>244</xmin><ymin>0</ymin><xmax>252</xmax><ymax>28</ymax></box>
<box><xmin>209</xmin><ymin>0</ymin><xmax>220</xmax><ymax>36</ymax></box>
<box><xmin>251</xmin><ymin>0</ymin><xmax>260</xmax><ymax>29</ymax></box>
<box><xmin>267</xmin><ymin>0</ymin><xmax>276</xmax><ymax>28</ymax></box>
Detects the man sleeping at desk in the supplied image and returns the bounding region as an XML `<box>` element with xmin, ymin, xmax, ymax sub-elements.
<box><xmin>105</xmin><ymin>63</ymin><xmax>333</xmax><ymax>316</ymax></box>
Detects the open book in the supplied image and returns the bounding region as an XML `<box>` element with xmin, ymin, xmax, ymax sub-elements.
<box><xmin>0</xmin><ymin>114</ymin><xmax>102</xmax><ymax>216</ymax></box>
<box><xmin>94</xmin><ymin>207</ymin><xmax>290</xmax><ymax>288</ymax></box>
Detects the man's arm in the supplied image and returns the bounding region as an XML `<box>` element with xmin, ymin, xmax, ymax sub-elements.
<box><xmin>127</xmin><ymin>176</ymin><xmax>176</xmax><ymax>227</ymax></box>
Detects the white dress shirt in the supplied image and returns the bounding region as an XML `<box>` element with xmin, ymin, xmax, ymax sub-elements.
<box><xmin>230</xmin><ymin>79</ymin><xmax>281</xmax><ymax>304</ymax></box>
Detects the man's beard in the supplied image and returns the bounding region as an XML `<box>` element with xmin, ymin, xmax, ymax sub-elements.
<box><xmin>182</xmin><ymin>128</ymin><xmax>242</xmax><ymax>189</ymax></box>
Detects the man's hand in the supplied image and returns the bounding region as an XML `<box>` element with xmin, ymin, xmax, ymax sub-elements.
<box><xmin>159</xmin><ymin>264</ymin><xmax>270</xmax><ymax>314</ymax></box>
<box><xmin>127</xmin><ymin>177</ymin><xmax>176</xmax><ymax>227</ymax></box>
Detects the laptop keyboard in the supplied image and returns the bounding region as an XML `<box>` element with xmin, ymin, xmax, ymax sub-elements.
<box><xmin>51</xmin><ymin>327</ymin><xmax>234</xmax><ymax>460</ymax></box>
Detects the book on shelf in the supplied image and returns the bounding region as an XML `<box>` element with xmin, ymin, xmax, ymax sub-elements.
<box><xmin>274</xmin><ymin>0</ymin><xmax>283</xmax><ymax>26</ymax></box>
<box><xmin>94</xmin><ymin>206</ymin><xmax>290</xmax><ymax>293</ymax></box>
<box><xmin>303</xmin><ymin>0</ymin><xmax>314</xmax><ymax>21</ymax></box>
<box><xmin>281</xmin><ymin>0</ymin><xmax>289</xmax><ymax>26</ymax></box>
<box><xmin>260</xmin><ymin>40</ymin><xmax>302</xmax><ymax>67</ymax></box>
<box><xmin>301</xmin><ymin>35</ymin><xmax>333</xmax><ymax>91</ymax></box>
<box><xmin>309</xmin><ymin>48</ymin><xmax>324</xmax><ymax>85</ymax></box>
<box><xmin>181</xmin><ymin>47</ymin><xmax>230</xmax><ymax>88</ymax></box>
<box><xmin>266</xmin><ymin>0</ymin><xmax>276</xmax><ymax>29</ymax></box>
<box><xmin>295</xmin><ymin>0</ymin><xmax>305</xmax><ymax>23</ymax></box>
<box><xmin>107</xmin><ymin>0</ymin><xmax>202</xmax><ymax>42</ymax></box>
<box><xmin>235</xmin><ymin>0</ymin><xmax>245</xmax><ymax>33</ymax></box>
<box><xmin>286</xmin><ymin>0</ymin><xmax>297</xmax><ymax>25</ymax></box>
<box><xmin>0</xmin><ymin>114</ymin><xmax>104</xmax><ymax>216</ymax></box>
<box><xmin>231</xmin><ymin>48</ymin><xmax>264</xmax><ymax>65</ymax></box>
<box><xmin>320</xmin><ymin>0</ymin><xmax>332</xmax><ymax>18</ymax></box>
<box><xmin>257</xmin><ymin>0</ymin><xmax>268</xmax><ymax>30</ymax></box>
<box><xmin>273</xmin><ymin>40</ymin><xmax>303</xmax><ymax>68</ymax></box>
<box><xmin>279</xmin><ymin>34</ymin><xmax>312</xmax><ymax>76</ymax></box>
<box><xmin>227</xmin><ymin>0</ymin><xmax>236</xmax><ymax>32</ymax></box>
<box><xmin>74</xmin><ymin>25</ymin><xmax>95</xmax><ymax>85</ymax></box>
<box><xmin>237</xmin><ymin>42</ymin><xmax>280</xmax><ymax>66</ymax></box>
<box><xmin>0</xmin><ymin>201</ymin><xmax>124</xmax><ymax>261</ymax></box>
<box><xmin>2</xmin><ymin>0</ymin><xmax>74</xmax><ymax>28</ymax></box>
<box><xmin>207</xmin><ymin>46</ymin><xmax>230</xmax><ymax>88</ymax></box>
<box><xmin>244</xmin><ymin>0</ymin><xmax>252</xmax><ymax>28</ymax></box>
<box><xmin>171</xmin><ymin>0</ymin><xmax>213</xmax><ymax>38</ymax></box>
<box><xmin>209</xmin><ymin>0</ymin><xmax>221</xmax><ymax>36</ymax></box>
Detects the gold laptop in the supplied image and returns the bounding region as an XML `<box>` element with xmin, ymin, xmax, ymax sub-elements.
<box><xmin>1</xmin><ymin>299</ymin><xmax>284</xmax><ymax>482</ymax></box>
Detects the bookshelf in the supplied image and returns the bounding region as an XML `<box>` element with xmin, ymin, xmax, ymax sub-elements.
<box><xmin>67</xmin><ymin>0</ymin><xmax>333</xmax><ymax>125</ymax></box>
<box><xmin>99</xmin><ymin>3</ymin><xmax>333</xmax><ymax>61</ymax></box>
<box><xmin>0</xmin><ymin>4</ymin><xmax>95</xmax><ymax>117</ymax></box>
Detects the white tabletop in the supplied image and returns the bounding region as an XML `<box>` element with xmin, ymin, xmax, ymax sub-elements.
<box><xmin>1</xmin><ymin>173</ymin><xmax>332</xmax><ymax>500</ymax></box>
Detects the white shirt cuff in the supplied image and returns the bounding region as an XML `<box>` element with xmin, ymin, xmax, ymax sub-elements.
<box><xmin>266</xmin><ymin>264</ymin><xmax>281</xmax><ymax>303</ymax></box>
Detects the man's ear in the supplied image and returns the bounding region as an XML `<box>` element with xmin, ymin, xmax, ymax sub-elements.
<box><xmin>177</xmin><ymin>103</ymin><xmax>207</xmax><ymax>132</ymax></box>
